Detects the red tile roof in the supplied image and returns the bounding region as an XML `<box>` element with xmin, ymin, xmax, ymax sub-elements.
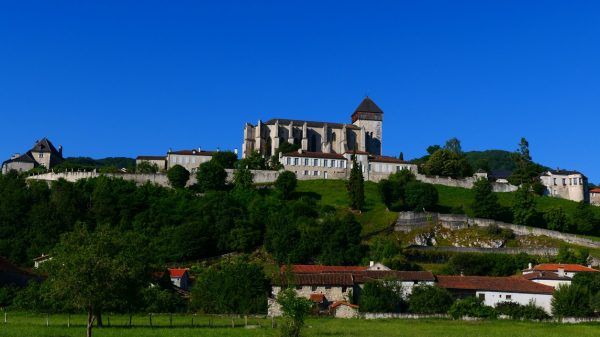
<box><xmin>329</xmin><ymin>301</ymin><xmax>359</xmax><ymax>309</ymax></box>
<box><xmin>275</xmin><ymin>273</ymin><xmax>355</xmax><ymax>286</ymax></box>
<box><xmin>169</xmin><ymin>150</ymin><xmax>215</xmax><ymax>156</ymax></box>
<box><xmin>520</xmin><ymin>271</ymin><xmax>571</xmax><ymax>281</ymax></box>
<box><xmin>436</xmin><ymin>275</ymin><xmax>555</xmax><ymax>295</ymax></box>
<box><xmin>354</xmin><ymin>270</ymin><xmax>435</xmax><ymax>283</ymax></box>
<box><xmin>136</xmin><ymin>156</ymin><xmax>166</xmax><ymax>160</ymax></box>
<box><xmin>168</xmin><ymin>268</ymin><xmax>189</xmax><ymax>278</ymax></box>
<box><xmin>589</xmin><ymin>188</ymin><xmax>600</xmax><ymax>194</ymax></box>
<box><xmin>344</xmin><ymin>150</ymin><xmax>370</xmax><ymax>155</ymax></box>
<box><xmin>527</xmin><ymin>264</ymin><xmax>598</xmax><ymax>273</ymax></box>
<box><xmin>282</xmin><ymin>265</ymin><xmax>368</xmax><ymax>273</ymax></box>
<box><xmin>309</xmin><ymin>294</ymin><xmax>326</xmax><ymax>303</ymax></box>
<box><xmin>282</xmin><ymin>151</ymin><xmax>346</xmax><ymax>160</ymax></box>
<box><xmin>369</xmin><ymin>155</ymin><xmax>411</xmax><ymax>164</ymax></box>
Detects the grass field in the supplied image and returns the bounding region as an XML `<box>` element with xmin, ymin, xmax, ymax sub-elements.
<box><xmin>1</xmin><ymin>312</ymin><xmax>599</xmax><ymax>337</ymax></box>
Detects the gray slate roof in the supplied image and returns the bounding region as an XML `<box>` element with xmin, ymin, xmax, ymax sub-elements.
<box><xmin>354</xmin><ymin>97</ymin><xmax>383</xmax><ymax>114</ymax></box>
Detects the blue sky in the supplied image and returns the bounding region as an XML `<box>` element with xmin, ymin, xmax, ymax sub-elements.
<box><xmin>1</xmin><ymin>1</ymin><xmax>599</xmax><ymax>182</ymax></box>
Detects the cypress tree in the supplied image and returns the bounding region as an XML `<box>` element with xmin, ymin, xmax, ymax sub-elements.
<box><xmin>347</xmin><ymin>155</ymin><xmax>364</xmax><ymax>210</ymax></box>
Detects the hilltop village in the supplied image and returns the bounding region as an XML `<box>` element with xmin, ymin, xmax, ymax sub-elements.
<box><xmin>2</xmin><ymin>97</ymin><xmax>595</xmax><ymax>204</ymax></box>
<box><xmin>1</xmin><ymin>97</ymin><xmax>600</xmax><ymax>323</ymax></box>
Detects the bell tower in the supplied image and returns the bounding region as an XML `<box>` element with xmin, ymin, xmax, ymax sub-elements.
<box><xmin>351</xmin><ymin>97</ymin><xmax>383</xmax><ymax>155</ymax></box>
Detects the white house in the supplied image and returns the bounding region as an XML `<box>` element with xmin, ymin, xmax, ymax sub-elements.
<box><xmin>523</xmin><ymin>263</ymin><xmax>599</xmax><ymax>279</ymax></box>
<box><xmin>437</xmin><ymin>275</ymin><xmax>555</xmax><ymax>314</ymax></box>
<box><xmin>521</xmin><ymin>271</ymin><xmax>571</xmax><ymax>289</ymax></box>
<box><xmin>539</xmin><ymin>170</ymin><xmax>589</xmax><ymax>203</ymax></box>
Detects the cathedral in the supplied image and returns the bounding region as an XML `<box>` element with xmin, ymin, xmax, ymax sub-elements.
<box><xmin>242</xmin><ymin>97</ymin><xmax>384</xmax><ymax>158</ymax></box>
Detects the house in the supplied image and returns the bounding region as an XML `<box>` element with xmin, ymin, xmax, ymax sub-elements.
<box><xmin>519</xmin><ymin>271</ymin><xmax>571</xmax><ymax>289</ymax></box>
<box><xmin>0</xmin><ymin>257</ymin><xmax>37</xmax><ymax>288</ymax></box>
<box><xmin>329</xmin><ymin>301</ymin><xmax>359</xmax><ymax>318</ymax></box>
<box><xmin>539</xmin><ymin>170</ymin><xmax>589</xmax><ymax>203</ymax></box>
<box><xmin>522</xmin><ymin>263</ymin><xmax>598</xmax><ymax>278</ymax></box>
<box><xmin>269</xmin><ymin>263</ymin><xmax>435</xmax><ymax>317</ymax></box>
<box><xmin>590</xmin><ymin>188</ymin><xmax>600</xmax><ymax>206</ymax></box>
<box><xmin>168</xmin><ymin>268</ymin><xmax>190</xmax><ymax>290</ymax></box>
<box><xmin>436</xmin><ymin>275</ymin><xmax>555</xmax><ymax>314</ymax></box>
<box><xmin>2</xmin><ymin>138</ymin><xmax>64</xmax><ymax>174</ymax></box>
<box><xmin>32</xmin><ymin>254</ymin><xmax>53</xmax><ymax>268</ymax></box>
<box><xmin>135</xmin><ymin>156</ymin><xmax>167</xmax><ymax>172</ymax></box>
<box><xmin>166</xmin><ymin>149</ymin><xmax>216</xmax><ymax>174</ymax></box>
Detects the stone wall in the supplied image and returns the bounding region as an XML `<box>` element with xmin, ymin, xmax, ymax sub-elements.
<box><xmin>407</xmin><ymin>246</ymin><xmax>560</xmax><ymax>256</ymax></box>
<box><xmin>415</xmin><ymin>173</ymin><xmax>518</xmax><ymax>193</ymax></box>
<box><xmin>395</xmin><ymin>211</ymin><xmax>600</xmax><ymax>249</ymax></box>
<box><xmin>26</xmin><ymin>169</ymin><xmax>281</xmax><ymax>187</ymax></box>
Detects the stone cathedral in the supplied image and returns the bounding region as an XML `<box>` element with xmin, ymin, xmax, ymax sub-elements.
<box><xmin>242</xmin><ymin>97</ymin><xmax>384</xmax><ymax>158</ymax></box>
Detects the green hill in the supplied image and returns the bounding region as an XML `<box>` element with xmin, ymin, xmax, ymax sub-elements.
<box><xmin>62</xmin><ymin>157</ymin><xmax>136</xmax><ymax>170</ymax></box>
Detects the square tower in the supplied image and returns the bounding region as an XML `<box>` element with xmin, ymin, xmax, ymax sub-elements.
<box><xmin>351</xmin><ymin>97</ymin><xmax>383</xmax><ymax>155</ymax></box>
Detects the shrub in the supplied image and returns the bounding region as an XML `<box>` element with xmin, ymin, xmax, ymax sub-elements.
<box><xmin>359</xmin><ymin>280</ymin><xmax>405</xmax><ymax>313</ymax></box>
<box><xmin>448</xmin><ymin>297</ymin><xmax>497</xmax><ymax>319</ymax></box>
<box><xmin>405</xmin><ymin>181</ymin><xmax>438</xmax><ymax>211</ymax></box>
<box><xmin>196</xmin><ymin>161</ymin><xmax>228</xmax><ymax>192</ymax></box>
<box><xmin>166</xmin><ymin>165</ymin><xmax>190</xmax><ymax>188</ymax></box>
<box><xmin>408</xmin><ymin>285</ymin><xmax>454</xmax><ymax>314</ymax></box>
<box><xmin>495</xmin><ymin>301</ymin><xmax>549</xmax><ymax>320</ymax></box>
<box><xmin>275</xmin><ymin>171</ymin><xmax>297</xmax><ymax>200</ymax></box>
<box><xmin>552</xmin><ymin>284</ymin><xmax>594</xmax><ymax>317</ymax></box>
<box><xmin>277</xmin><ymin>288</ymin><xmax>312</xmax><ymax>337</ymax></box>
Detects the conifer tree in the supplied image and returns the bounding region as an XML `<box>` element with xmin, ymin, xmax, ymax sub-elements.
<box><xmin>347</xmin><ymin>155</ymin><xmax>364</xmax><ymax>210</ymax></box>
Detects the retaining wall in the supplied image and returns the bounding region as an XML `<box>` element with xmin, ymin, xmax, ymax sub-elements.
<box><xmin>407</xmin><ymin>246</ymin><xmax>560</xmax><ymax>256</ymax></box>
<box><xmin>395</xmin><ymin>211</ymin><xmax>600</xmax><ymax>248</ymax></box>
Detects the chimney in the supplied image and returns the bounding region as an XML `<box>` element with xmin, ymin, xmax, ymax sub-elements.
<box><xmin>558</xmin><ymin>267</ymin><xmax>565</xmax><ymax>278</ymax></box>
<box><xmin>369</xmin><ymin>261</ymin><xmax>374</xmax><ymax>267</ymax></box>
<box><xmin>58</xmin><ymin>145</ymin><xmax>63</xmax><ymax>156</ymax></box>
<box><xmin>11</xmin><ymin>153</ymin><xmax>20</xmax><ymax>160</ymax></box>
<box><xmin>234</xmin><ymin>148</ymin><xmax>238</xmax><ymax>155</ymax></box>
<box><xmin>198</xmin><ymin>147</ymin><xmax>202</xmax><ymax>152</ymax></box>
<box><xmin>528</xmin><ymin>263</ymin><xmax>532</xmax><ymax>270</ymax></box>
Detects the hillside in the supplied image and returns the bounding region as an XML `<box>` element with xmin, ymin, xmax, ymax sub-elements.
<box><xmin>62</xmin><ymin>157</ymin><xmax>136</xmax><ymax>170</ymax></box>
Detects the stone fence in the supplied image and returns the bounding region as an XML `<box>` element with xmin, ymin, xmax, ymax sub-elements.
<box><xmin>363</xmin><ymin>313</ymin><xmax>449</xmax><ymax>320</ymax></box>
<box><xmin>395</xmin><ymin>211</ymin><xmax>600</xmax><ymax>249</ymax></box>
<box><xmin>26</xmin><ymin>169</ymin><xmax>280</xmax><ymax>188</ymax></box>
<box><xmin>407</xmin><ymin>245</ymin><xmax>560</xmax><ymax>256</ymax></box>
<box><xmin>415</xmin><ymin>173</ymin><xmax>518</xmax><ymax>193</ymax></box>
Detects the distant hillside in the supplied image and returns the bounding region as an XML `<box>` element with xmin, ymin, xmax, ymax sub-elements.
<box><xmin>62</xmin><ymin>157</ymin><xmax>136</xmax><ymax>170</ymax></box>
<box><xmin>464</xmin><ymin>150</ymin><xmax>516</xmax><ymax>173</ymax></box>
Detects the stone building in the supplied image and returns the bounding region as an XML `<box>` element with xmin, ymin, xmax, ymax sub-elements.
<box><xmin>590</xmin><ymin>188</ymin><xmax>600</xmax><ymax>206</ymax></box>
<box><xmin>242</xmin><ymin>97</ymin><xmax>383</xmax><ymax>159</ymax></box>
<box><xmin>137</xmin><ymin>148</ymin><xmax>218</xmax><ymax>174</ymax></box>
<box><xmin>1</xmin><ymin>138</ymin><xmax>64</xmax><ymax>174</ymax></box>
<box><xmin>135</xmin><ymin>155</ymin><xmax>167</xmax><ymax>172</ymax></box>
<box><xmin>539</xmin><ymin>169</ymin><xmax>589</xmax><ymax>203</ymax></box>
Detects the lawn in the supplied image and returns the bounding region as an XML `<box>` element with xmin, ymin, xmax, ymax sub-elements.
<box><xmin>1</xmin><ymin>312</ymin><xmax>599</xmax><ymax>337</ymax></box>
<box><xmin>296</xmin><ymin>179</ymin><xmax>397</xmax><ymax>236</ymax></box>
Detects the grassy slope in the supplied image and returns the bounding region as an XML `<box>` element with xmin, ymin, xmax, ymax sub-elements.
<box><xmin>296</xmin><ymin>180</ymin><xmax>397</xmax><ymax>236</ymax></box>
<box><xmin>1</xmin><ymin>313</ymin><xmax>599</xmax><ymax>337</ymax></box>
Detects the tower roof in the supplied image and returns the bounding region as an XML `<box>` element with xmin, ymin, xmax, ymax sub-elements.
<box><xmin>31</xmin><ymin>138</ymin><xmax>61</xmax><ymax>156</ymax></box>
<box><xmin>354</xmin><ymin>97</ymin><xmax>383</xmax><ymax>114</ymax></box>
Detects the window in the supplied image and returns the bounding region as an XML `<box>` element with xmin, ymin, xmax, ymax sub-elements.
<box><xmin>311</xmin><ymin>286</ymin><xmax>317</xmax><ymax>291</ymax></box>
<box><xmin>506</xmin><ymin>295</ymin><xmax>512</xmax><ymax>300</ymax></box>
<box><xmin>478</xmin><ymin>293</ymin><xmax>485</xmax><ymax>301</ymax></box>
<box><xmin>172</xmin><ymin>157</ymin><xmax>177</xmax><ymax>164</ymax></box>
<box><xmin>553</xmin><ymin>178</ymin><xmax>557</xmax><ymax>186</ymax></box>
<box><xmin>296</xmin><ymin>286</ymin><xmax>302</xmax><ymax>290</ymax></box>
<box><xmin>304</xmin><ymin>158</ymin><xmax>308</xmax><ymax>166</ymax></box>
<box><xmin>580</xmin><ymin>178</ymin><xmax>583</xmax><ymax>184</ymax></box>
<box><xmin>342</xmin><ymin>287</ymin><xmax>347</xmax><ymax>293</ymax></box>
<box><xmin>191</xmin><ymin>157</ymin><xmax>196</xmax><ymax>164</ymax></box>
<box><xmin>325</xmin><ymin>286</ymin><xmax>331</xmax><ymax>290</ymax></box>
<box><xmin>38</xmin><ymin>153</ymin><xmax>44</xmax><ymax>158</ymax></box>
<box><xmin>563</xmin><ymin>178</ymin><xmax>566</xmax><ymax>186</ymax></box>
<box><xmin>314</xmin><ymin>171</ymin><xmax>319</xmax><ymax>176</ymax></box>
<box><xmin>304</xmin><ymin>170</ymin><xmax>308</xmax><ymax>176</ymax></box>
<box><xmin>313</xmin><ymin>159</ymin><xmax>318</xmax><ymax>166</ymax></box>
<box><xmin>324</xmin><ymin>159</ymin><xmax>328</xmax><ymax>167</ymax></box>
<box><xmin>293</xmin><ymin>158</ymin><xmax>298</xmax><ymax>166</ymax></box>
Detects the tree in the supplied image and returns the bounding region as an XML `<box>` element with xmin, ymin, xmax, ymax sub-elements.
<box><xmin>404</xmin><ymin>181</ymin><xmax>438</xmax><ymax>211</ymax></box>
<box><xmin>211</xmin><ymin>151</ymin><xmax>238</xmax><ymax>169</ymax></box>
<box><xmin>471</xmin><ymin>178</ymin><xmax>501</xmax><ymax>219</ymax></box>
<box><xmin>277</xmin><ymin>288</ymin><xmax>313</xmax><ymax>337</ymax></box>
<box><xmin>444</xmin><ymin>137</ymin><xmax>463</xmax><ymax>156</ymax></box>
<box><xmin>347</xmin><ymin>156</ymin><xmax>365</xmax><ymax>210</ymax></box>
<box><xmin>166</xmin><ymin>165</ymin><xmax>190</xmax><ymax>189</ymax></box>
<box><xmin>319</xmin><ymin>214</ymin><xmax>364</xmax><ymax>265</ymax></box>
<box><xmin>378</xmin><ymin>170</ymin><xmax>416</xmax><ymax>209</ymax></box>
<box><xmin>233</xmin><ymin>167</ymin><xmax>254</xmax><ymax>191</ymax></box>
<box><xmin>448</xmin><ymin>297</ymin><xmax>496</xmax><ymax>319</ymax></box>
<box><xmin>552</xmin><ymin>284</ymin><xmax>594</xmax><ymax>317</ymax></box>
<box><xmin>191</xmin><ymin>257</ymin><xmax>269</xmax><ymax>314</ymax></box>
<box><xmin>275</xmin><ymin>171</ymin><xmax>297</xmax><ymax>200</ymax></box>
<box><xmin>44</xmin><ymin>225</ymin><xmax>148</xmax><ymax>337</ymax></box>
<box><xmin>408</xmin><ymin>284</ymin><xmax>454</xmax><ymax>314</ymax></box>
<box><xmin>571</xmin><ymin>201</ymin><xmax>597</xmax><ymax>235</ymax></box>
<box><xmin>512</xmin><ymin>184</ymin><xmax>538</xmax><ymax>227</ymax></box>
<box><xmin>136</xmin><ymin>161</ymin><xmax>159</xmax><ymax>174</ymax></box>
<box><xmin>508</xmin><ymin>138</ymin><xmax>545</xmax><ymax>186</ymax></box>
<box><xmin>359</xmin><ymin>280</ymin><xmax>405</xmax><ymax>313</ymax></box>
<box><xmin>544</xmin><ymin>207</ymin><xmax>569</xmax><ymax>232</ymax></box>
<box><xmin>195</xmin><ymin>161</ymin><xmax>228</xmax><ymax>192</ymax></box>
<box><xmin>399</xmin><ymin>152</ymin><xmax>404</xmax><ymax>161</ymax></box>
<box><xmin>239</xmin><ymin>150</ymin><xmax>269</xmax><ymax>170</ymax></box>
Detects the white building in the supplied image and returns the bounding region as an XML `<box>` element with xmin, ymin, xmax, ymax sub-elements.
<box><xmin>540</xmin><ymin>170</ymin><xmax>589</xmax><ymax>203</ymax></box>
<box><xmin>437</xmin><ymin>275</ymin><xmax>555</xmax><ymax>314</ymax></box>
<box><xmin>523</xmin><ymin>263</ymin><xmax>598</xmax><ymax>279</ymax></box>
<box><xmin>590</xmin><ymin>188</ymin><xmax>600</xmax><ymax>206</ymax></box>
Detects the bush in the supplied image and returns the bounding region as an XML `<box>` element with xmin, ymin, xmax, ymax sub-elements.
<box><xmin>196</xmin><ymin>161</ymin><xmax>228</xmax><ymax>192</ymax></box>
<box><xmin>496</xmin><ymin>301</ymin><xmax>549</xmax><ymax>320</ymax></box>
<box><xmin>275</xmin><ymin>171</ymin><xmax>297</xmax><ymax>200</ymax></box>
<box><xmin>166</xmin><ymin>165</ymin><xmax>190</xmax><ymax>188</ymax></box>
<box><xmin>408</xmin><ymin>285</ymin><xmax>454</xmax><ymax>314</ymax></box>
<box><xmin>405</xmin><ymin>181</ymin><xmax>438</xmax><ymax>211</ymax></box>
<box><xmin>359</xmin><ymin>280</ymin><xmax>405</xmax><ymax>313</ymax></box>
<box><xmin>277</xmin><ymin>288</ymin><xmax>312</xmax><ymax>337</ymax></box>
<box><xmin>448</xmin><ymin>297</ymin><xmax>497</xmax><ymax>319</ymax></box>
<box><xmin>551</xmin><ymin>284</ymin><xmax>594</xmax><ymax>317</ymax></box>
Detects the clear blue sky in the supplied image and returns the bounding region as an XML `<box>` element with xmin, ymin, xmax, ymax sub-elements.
<box><xmin>1</xmin><ymin>1</ymin><xmax>599</xmax><ymax>183</ymax></box>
